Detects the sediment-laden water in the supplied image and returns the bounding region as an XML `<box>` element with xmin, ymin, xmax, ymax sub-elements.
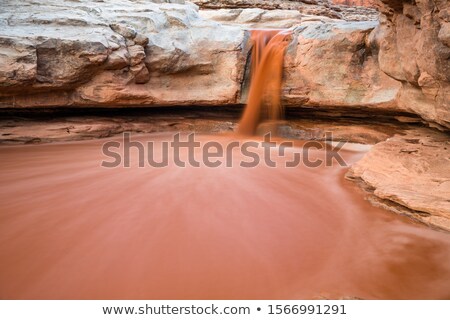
<box><xmin>238</xmin><ymin>29</ymin><xmax>292</xmax><ymax>136</ymax></box>
<box><xmin>1</xmin><ymin>133</ymin><xmax>449</xmax><ymax>299</ymax></box>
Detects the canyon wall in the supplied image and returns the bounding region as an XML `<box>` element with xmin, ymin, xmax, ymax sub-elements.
<box><xmin>0</xmin><ymin>0</ymin><xmax>449</xmax><ymax>129</ymax></box>
<box><xmin>372</xmin><ymin>0</ymin><xmax>450</xmax><ymax>129</ymax></box>
<box><xmin>193</xmin><ymin>0</ymin><xmax>380</xmax><ymax>20</ymax></box>
<box><xmin>331</xmin><ymin>0</ymin><xmax>378</xmax><ymax>7</ymax></box>
<box><xmin>283</xmin><ymin>21</ymin><xmax>401</xmax><ymax>111</ymax></box>
<box><xmin>0</xmin><ymin>0</ymin><xmax>247</xmax><ymax>107</ymax></box>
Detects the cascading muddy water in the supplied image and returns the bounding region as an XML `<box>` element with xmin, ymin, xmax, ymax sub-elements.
<box><xmin>238</xmin><ymin>29</ymin><xmax>292</xmax><ymax>136</ymax></box>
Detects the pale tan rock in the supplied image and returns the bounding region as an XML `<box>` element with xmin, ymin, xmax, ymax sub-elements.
<box><xmin>282</xmin><ymin>21</ymin><xmax>401</xmax><ymax>110</ymax></box>
<box><xmin>35</xmin><ymin>38</ymin><xmax>108</xmax><ymax>88</ymax></box>
<box><xmin>0</xmin><ymin>0</ymin><xmax>447</xmax><ymax>132</ymax></box>
<box><xmin>0</xmin><ymin>0</ymin><xmax>247</xmax><ymax>107</ymax></box>
<box><xmin>199</xmin><ymin>8</ymin><xmax>306</xmax><ymax>28</ymax></box>
<box><xmin>347</xmin><ymin>128</ymin><xmax>450</xmax><ymax>232</ymax></box>
<box><xmin>193</xmin><ymin>0</ymin><xmax>379</xmax><ymax>21</ymax></box>
<box><xmin>374</xmin><ymin>0</ymin><xmax>450</xmax><ymax>129</ymax></box>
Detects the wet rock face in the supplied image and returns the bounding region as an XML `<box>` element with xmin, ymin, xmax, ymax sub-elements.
<box><xmin>373</xmin><ymin>0</ymin><xmax>450</xmax><ymax>129</ymax></box>
<box><xmin>0</xmin><ymin>0</ymin><xmax>246</xmax><ymax>107</ymax></box>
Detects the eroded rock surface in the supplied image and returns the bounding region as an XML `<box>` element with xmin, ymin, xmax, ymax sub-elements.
<box><xmin>0</xmin><ymin>0</ymin><xmax>448</xmax><ymax>131</ymax></box>
<box><xmin>0</xmin><ymin>0</ymin><xmax>247</xmax><ymax>107</ymax></box>
<box><xmin>197</xmin><ymin>0</ymin><xmax>450</xmax><ymax>129</ymax></box>
<box><xmin>0</xmin><ymin>112</ymin><xmax>237</xmax><ymax>144</ymax></box>
<box><xmin>193</xmin><ymin>0</ymin><xmax>379</xmax><ymax>21</ymax></box>
<box><xmin>199</xmin><ymin>8</ymin><xmax>306</xmax><ymax>28</ymax></box>
<box><xmin>372</xmin><ymin>0</ymin><xmax>450</xmax><ymax>129</ymax></box>
<box><xmin>347</xmin><ymin>128</ymin><xmax>450</xmax><ymax>232</ymax></box>
<box><xmin>0</xmin><ymin>0</ymin><xmax>380</xmax><ymax>110</ymax></box>
<box><xmin>283</xmin><ymin>21</ymin><xmax>402</xmax><ymax>111</ymax></box>
<box><xmin>331</xmin><ymin>0</ymin><xmax>377</xmax><ymax>8</ymax></box>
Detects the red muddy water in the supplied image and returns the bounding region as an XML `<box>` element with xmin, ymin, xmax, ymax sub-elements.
<box><xmin>0</xmin><ymin>134</ymin><xmax>450</xmax><ymax>299</ymax></box>
<box><xmin>238</xmin><ymin>30</ymin><xmax>292</xmax><ymax>136</ymax></box>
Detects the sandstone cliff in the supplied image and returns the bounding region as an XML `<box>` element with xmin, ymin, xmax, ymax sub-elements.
<box><xmin>283</xmin><ymin>21</ymin><xmax>401</xmax><ymax>111</ymax></box>
<box><xmin>0</xmin><ymin>0</ymin><xmax>247</xmax><ymax>107</ymax></box>
<box><xmin>192</xmin><ymin>0</ymin><xmax>380</xmax><ymax>20</ymax></box>
<box><xmin>331</xmin><ymin>0</ymin><xmax>378</xmax><ymax>7</ymax></box>
<box><xmin>341</xmin><ymin>0</ymin><xmax>450</xmax><ymax>232</ymax></box>
<box><xmin>370</xmin><ymin>0</ymin><xmax>450</xmax><ymax>129</ymax></box>
<box><xmin>0</xmin><ymin>0</ymin><xmax>387</xmax><ymax>112</ymax></box>
<box><xmin>0</xmin><ymin>0</ymin><xmax>448</xmax><ymax>130</ymax></box>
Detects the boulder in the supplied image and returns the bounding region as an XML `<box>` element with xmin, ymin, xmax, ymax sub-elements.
<box><xmin>191</xmin><ymin>0</ymin><xmax>323</xmax><ymax>10</ymax></box>
<box><xmin>347</xmin><ymin>128</ymin><xmax>450</xmax><ymax>232</ymax></box>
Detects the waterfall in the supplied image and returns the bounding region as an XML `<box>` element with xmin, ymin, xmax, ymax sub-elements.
<box><xmin>238</xmin><ymin>29</ymin><xmax>292</xmax><ymax>136</ymax></box>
